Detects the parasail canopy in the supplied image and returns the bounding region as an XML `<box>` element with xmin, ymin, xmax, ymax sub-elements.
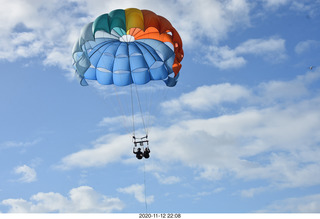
<box><xmin>72</xmin><ymin>8</ymin><xmax>183</xmax><ymax>87</ymax></box>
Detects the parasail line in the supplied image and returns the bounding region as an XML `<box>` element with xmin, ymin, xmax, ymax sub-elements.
<box><xmin>143</xmin><ymin>159</ymin><xmax>148</xmax><ymax>213</ymax></box>
<box><xmin>134</xmin><ymin>83</ymin><xmax>148</xmax><ymax>136</ymax></box>
<box><xmin>130</xmin><ymin>84</ymin><xmax>135</xmax><ymax>137</ymax></box>
<box><xmin>112</xmin><ymin>85</ymin><xmax>131</xmax><ymax>135</ymax></box>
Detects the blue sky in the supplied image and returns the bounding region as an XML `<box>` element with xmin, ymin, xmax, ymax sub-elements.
<box><xmin>1</xmin><ymin>0</ymin><xmax>320</xmax><ymax>213</ymax></box>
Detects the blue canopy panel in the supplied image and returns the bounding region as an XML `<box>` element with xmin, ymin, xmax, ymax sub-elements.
<box><xmin>83</xmin><ymin>39</ymin><xmax>176</xmax><ymax>87</ymax></box>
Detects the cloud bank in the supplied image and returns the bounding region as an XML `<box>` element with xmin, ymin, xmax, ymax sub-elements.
<box><xmin>2</xmin><ymin>186</ymin><xmax>124</xmax><ymax>213</ymax></box>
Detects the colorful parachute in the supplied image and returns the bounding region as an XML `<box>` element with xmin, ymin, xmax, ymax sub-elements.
<box><xmin>72</xmin><ymin>8</ymin><xmax>183</xmax><ymax>87</ymax></box>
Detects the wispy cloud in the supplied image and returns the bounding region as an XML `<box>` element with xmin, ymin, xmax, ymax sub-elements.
<box><xmin>240</xmin><ymin>187</ymin><xmax>268</xmax><ymax>198</ymax></box>
<box><xmin>1</xmin><ymin>186</ymin><xmax>124</xmax><ymax>213</ymax></box>
<box><xmin>0</xmin><ymin>138</ymin><xmax>41</xmax><ymax>150</ymax></box>
<box><xmin>117</xmin><ymin>184</ymin><xmax>154</xmax><ymax>204</ymax></box>
<box><xmin>261</xmin><ymin>0</ymin><xmax>320</xmax><ymax>18</ymax></box>
<box><xmin>179</xmin><ymin>187</ymin><xmax>225</xmax><ymax>201</ymax></box>
<box><xmin>56</xmin><ymin>134</ymin><xmax>130</xmax><ymax>170</ymax></box>
<box><xmin>14</xmin><ymin>165</ymin><xmax>37</xmax><ymax>183</ymax></box>
<box><xmin>153</xmin><ymin>173</ymin><xmax>181</xmax><ymax>185</ymax></box>
<box><xmin>202</xmin><ymin>37</ymin><xmax>287</xmax><ymax>69</ymax></box>
<box><xmin>161</xmin><ymin>83</ymin><xmax>251</xmax><ymax>113</ymax></box>
<box><xmin>295</xmin><ymin>40</ymin><xmax>320</xmax><ymax>54</ymax></box>
<box><xmin>262</xmin><ymin>0</ymin><xmax>290</xmax><ymax>8</ymax></box>
<box><xmin>98</xmin><ymin>114</ymin><xmax>155</xmax><ymax>131</ymax></box>
<box><xmin>258</xmin><ymin>193</ymin><xmax>320</xmax><ymax>213</ymax></box>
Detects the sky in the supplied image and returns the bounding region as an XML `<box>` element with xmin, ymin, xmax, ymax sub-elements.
<box><xmin>0</xmin><ymin>0</ymin><xmax>320</xmax><ymax>213</ymax></box>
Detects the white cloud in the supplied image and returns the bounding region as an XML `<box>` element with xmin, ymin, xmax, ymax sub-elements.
<box><xmin>0</xmin><ymin>0</ymin><xmax>86</xmax><ymax>69</ymax></box>
<box><xmin>173</xmin><ymin>0</ymin><xmax>251</xmax><ymax>45</ymax></box>
<box><xmin>162</xmin><ymin>83</ymin><xmax>251</xmax><ymax>113</ymax></box>
<box><xmin>56</xmin><ymin>134</ymin><xmax>131</xmax><ymax>169</ymax></box>
<box><xmin>204</xmin><ymin>37</ymin><xmax>286</xmax><ymax>69</ymax></box>
<box><xmin>295</xmin><ymin>40</ymin><xmax>320</xmax><ymax>54</ymax></box>
<box><xmin>261</xmin><ymin>0</ymin><xmax>320</xmax><ymax>18</ymax></box>
<box><xmin>98</xmin><ymin>114</ymin><xmax>155</xmax><ymax>132</ymax></box>
<box><xmin>162</xmin><ymin>71</ymin><xmax>320</xmax><ymax>187</ymax></box>
<box><xmin>98</xmin><ymin>116</ymin><xmax>133</xmax><ymax>133</ymax></box>
<box><xmin>163</xmin><ymin>70</ymin><xmax>320</xmax><ymax>113</ymax></box>
<box><xmin>262</xmin><ymin>0</ymin><xmax>290</xmax><ymax>8</ymax></box>
<box><xmin>1</xmin><ymin>186</ymin><xmax>124</xmax><ymax>213</ymax></box>
<box><xmin>180</xmin><ymin>187</ymin><xmax>225</xmax><ymax>201</ymax></box>
<box><xmin>203</xmin><ymin>45</ymin><xmax>247</xmax><ymax>69</ymax></box>
<box><xmin>151</xmin><ymin>71</ymin><xmax>320</xmax><ymax>190</ymax></box>
<box><xmin>240</xmin><ymin>187</ymin><xmax>268</xmax><ymax>198</ymax></box>
<box><xmin>117</xmin><ymin>184</ymin><xmax>154</xmax><ymax>204</ymax></box>
<box><xmin>14</xmin><ymin>165</ymin><xmax>37</xmax><ymax>183</ymax></box>
<box><xmin>256</xmin><ymin>70</ymin><xmax>320</xmax><ymax>103</ymax></box>
<box><xmin>290</xmin><ymin>1</ymin><xmax>320</xmax><ymax>17</ymax></box>
<box><xmin>154</xmin><ymin>97</ymin><xmax>320</xmax><ymax>190</ymax></box>
<box><xmin>11</xmin><ymin>32</ymin><xmax>37</xmax><ymax>45</ymax></box>
<box><xmin>235</xmin><ymin>37</ymin><xmax>286</xmax><ymax>59</ymax></box>
<box><xmin>153</xmin><ymin>173</ymin><xmax>181</xmax><ymax>185</ymax></box>
<box><xmin>98</xmin><ymin>116</ymin><xmax>126</xmax><ymax>127</ymax></box>
<box><xmin>0</xmin><ymin>138</ymin><xmax>41</xmax><ymax>150</ymax></box>
<box><xmin>259</xmin><ymin>194</ymin><xmax>320</xmax><ymax>213</ymax></box>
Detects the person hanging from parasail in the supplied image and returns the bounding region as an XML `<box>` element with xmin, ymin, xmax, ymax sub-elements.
<box><xmin>133</xmin><ymin>146</ymin><xmax>150</xmax><ymax>159</ymax></box>
<box><xmin>143</xmin><ymin>147</ymin><xmax>150</xmax><ymax>159</ymax></box>
<box><xmin>133</xmin><ymin>147</ymin><xmax>143</xmax><ymax>159</ymax></box>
